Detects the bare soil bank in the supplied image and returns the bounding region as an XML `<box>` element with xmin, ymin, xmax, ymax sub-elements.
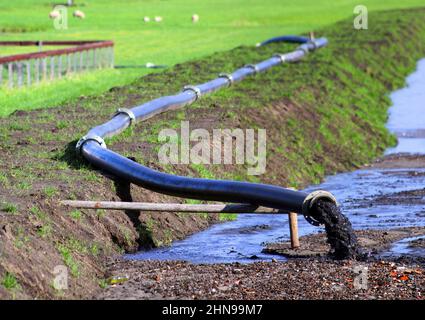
<box><xmin>1</xmin><ymin>8</ymin><xmax>425</xmax><ymax>298</ymax></box>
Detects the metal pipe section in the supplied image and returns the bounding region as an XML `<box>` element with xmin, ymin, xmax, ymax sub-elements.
<box><xmin>77</xmin><ymin>36</ymin><xmax>336</xmax><ymax>221</ymax></box>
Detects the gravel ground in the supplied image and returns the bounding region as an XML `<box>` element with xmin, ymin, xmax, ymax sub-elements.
<box><xmin>98</xmin><ymin>257</ymin><xmax>424</xmax><ymax>300</ymax></box>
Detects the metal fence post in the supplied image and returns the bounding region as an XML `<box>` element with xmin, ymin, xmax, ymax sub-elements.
<box><xmin>98</xmin><ymin>48</ymin><xmax>102</xmax><ymax>69</ymax></box>
<box><xmin>67</xmin><ymin>54</ymin><xmax>71</xmax><ymax>74</ymax></box>
<box><xmin>101</xmin><ymin>48</ymin><xmax>105</xmax><ymax>68</ymax></box>
<box><xmin>93</xmin><ymin>48</ymin><xmax>97</xmax><ymax>69</ymax></box>
<box><xmin>110</xmin><ymin>46</ymin><xmax>114</xmax><ymax>68</ymax></box>
<box><xmin>42</xmin><ymin>58</ymin><xmax>47</xmax><ymax>81</ymax></box>
<box><xmin>0</xmin><ymin>41</ymin><xmax>114</xmax><ymax>87</ymax></box>
<box><xmin>58</xmin><ymin>54</ymin><xmax>62</xmax><ymax>78</ymax></box>
<box><xmin>35</xmin><ymin>59</ymin><xmax>40</xmax><ymax>84</ymax></box>
<box><xmin>79</xmin><ymin>50</ymin><xmax>84</xmax><ymax>72</ymax></box>
<box><xmin>8</xmin><ymin>63</ymin><xmax>13</xmax><ymax>88</ymax></box>
<box><xmin>50</xmin><ymin>56</ymin><xmax>55</xmax><ymax>80</ymax></box>
<box><xmin>85</xmin><ymin>50</ymin><xmax>90</xmax><ymax>70</ymax></box>
<box><xmin>17</xmin><ymin>62</ymin><xmax>23</xmax><ymax>87</ymax></box>
<box><xmin>26</xmin><ymin>60</ymin><xmax>31</xmax><ymax>86</ymax></box>
<box><xmin>73</xmin><ymin>52</ymin><xmax>78</xmax><ymax>72</ymax></box>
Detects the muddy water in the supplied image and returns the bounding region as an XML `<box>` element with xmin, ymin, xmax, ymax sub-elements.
<box><xmin>386</xmin><ymin>58</ymin><xmax>425</xmax><ymax>155</ymax></box>
<box><xmin>381</xmin><ymin>235</ymin><xmax>425</xmax><ymax>258</ymax></box>
<box><xmin>128</xmin><ymin>59</ymin><xmax>425</xmax><ymax>263</ymax></box>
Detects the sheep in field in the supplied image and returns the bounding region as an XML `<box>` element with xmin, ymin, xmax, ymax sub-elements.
<box><xmin>192</xmin><ymin>14</ymin><xmax>199</xmax><ymax>23</ymax></box>
<box><xmin>49</xmin><ymin>11</ymin><xmax>60</xmax><ymax>19</ymax></box>
<box><xmin>73</xmin><ymin>10</ymin><xmax>85</xmax><ymax>19</ymax></box>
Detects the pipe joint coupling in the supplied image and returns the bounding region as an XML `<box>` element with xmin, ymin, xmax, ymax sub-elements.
<box><xmin>297</xmin><ymin>44</ymin><xmax>310</xmax><ymax>55</ymax></box>
<box><xmin>273</xmin><ymin>53</ymin><xmax>287</xmax><ymax>63</ymax></box>
<box><xmin>218</xmin><ymin>73</ymin><xmax>234</xmax><ymax>86</ymax></box>
<box><xmin>183</xmin><ymin>85</ymin><xmax>202</xmax><ymax>101</ymax></box>
<box><xmin>308</xmin><ymin>39</ymin><xmax>318</xmax><ymax>51</ymax></box>
<box><xmin>244</xmin><ymin>64</ymin><xmax>260</xmax><ymax>74</ymax></box>
<box><xmin>113</xmin><ymin>108</ymin><xmax>136</xmax><ymax>125</ymax></box>
<box><xmin>76</xmin><ymin>134</ymin><xmax>107</xmax><ymax>155</ymax></box>
<box><xmin>302</xmin><ymin>190</ymin><xmax>338</xmax><ymax>226</ymax></box>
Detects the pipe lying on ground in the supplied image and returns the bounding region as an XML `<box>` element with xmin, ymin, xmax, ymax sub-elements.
<box><xmin>258</xmin><ymin>35</ymin><xmax>311</xmax><ymax>47</ymax></box>
<box><xmin>61</xmin><ymin>200</ymin><xmax>289</xmax><ymax>213</ymax></box>
<box><xmin>76</xmin><ymin>35</ymin><xmax>334</xmax><ymax>221</ymax></box>
<box><xmin>62</xmin><ymin>199</ymin><xmax>304</xmax><ymax>249</ymax></box>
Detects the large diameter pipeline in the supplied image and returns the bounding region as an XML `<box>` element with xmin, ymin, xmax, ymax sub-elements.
<box><xmin>77</xmin><ymin>36</ymin><xmax>333</xmax><ymax>218</ymax></box>
<box><xmin>82</xmin><ymin>141</ymin><xmax>308</xmax><ymax>212</ymax></box>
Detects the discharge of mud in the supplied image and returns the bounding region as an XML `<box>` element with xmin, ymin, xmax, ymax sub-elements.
<box><xmin>311</xmin><ymin>200</ymin><xmax>362</xmax><ymax>260</ymax></box>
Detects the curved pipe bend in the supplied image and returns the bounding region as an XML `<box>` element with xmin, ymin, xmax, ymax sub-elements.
<box><xmin>78</xmin><ymin>36</ymin><xmax>335</xmax><ymax>219</ymax></box>
<box><xmin>259</xmin><ymin>35</ymin><xmax>310</xmax><ymax>46</ymax></box>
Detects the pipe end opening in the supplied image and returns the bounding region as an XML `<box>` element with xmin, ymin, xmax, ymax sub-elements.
<box><xmin>302</xmin><ymin>190</ymin><xmax>338</xmax><ymax>226</ymax></box>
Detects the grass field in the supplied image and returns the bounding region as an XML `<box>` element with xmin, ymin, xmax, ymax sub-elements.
<box><xmin>0</xmin><ymin>0</ymin><xmax>424</xmax><ymax>116</ymax></box>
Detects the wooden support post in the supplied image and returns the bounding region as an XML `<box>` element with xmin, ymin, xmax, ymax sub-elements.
<box><xmin>60</xmin><ymin>200</ymin><xmax>287</xmax><ymax>214</ymax></box>
<box><xmin>288</xmin><ymin>212</ymin><xmax>300</xmax><ymax>249</ymax></box>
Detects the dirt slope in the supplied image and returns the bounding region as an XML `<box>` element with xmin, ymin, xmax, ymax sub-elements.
<box><xmin>1</xmin><ymin>8</ymin><xmax>425</xmax><ymax>298</ymax></box>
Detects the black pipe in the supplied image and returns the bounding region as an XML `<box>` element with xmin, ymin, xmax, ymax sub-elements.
<box><xmin>259</xmin><ymin>35</ymin><xmax>310</xmax><ymax>46</ymax></box>
<box><xmin>77</xmin><ymin>35</ymin><xmax>336</xmax><ymax>220</ymax></box>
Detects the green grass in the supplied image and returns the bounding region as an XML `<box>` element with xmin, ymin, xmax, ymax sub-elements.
<box><xmin>37</xmin><ymin>224</ymin><xmax>52</xmax><ymax>238</ymax></box>
<box><xmin>1</xmin><ymin>0</ymin><xmax>425</xmax><ymax>115</ymax></box>
<box><xmin>1</xmin><ymin>272</ymin><xmax>20</xmax><ymax>291</ymax></box>
<box><xmin>69</xmin><ymin>209</ymin><xmax>83</xmax><ymax>220</ymax></box>
<box><xmin>57</xmin><ymin>244</ymin><xmax>80</xmax><ymax>277</ymax></box>
<box><xmin>1</xmin><ymin>202</ymin><xmax>18</xmax><ymax>214</ymax></box>
<box><xmin>43</xmin><ymin>186</ymin><xmax>58</xmax><ymax>198</ymax></box>
<box><xmin>0</xmin><ymin>173</ymin><xmax>8</xmax><ymax>186</ymax></box>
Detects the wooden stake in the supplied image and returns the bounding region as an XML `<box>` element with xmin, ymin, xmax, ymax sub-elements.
<box><xmin>288</xmin><ymin>212</ymin><xmax>300</xmax><ymax>249</ymax></box>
